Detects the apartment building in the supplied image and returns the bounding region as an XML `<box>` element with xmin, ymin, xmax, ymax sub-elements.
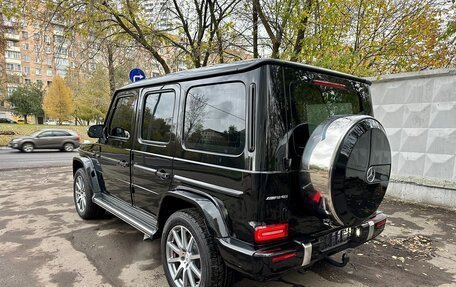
<box><xmin>0</xmin><ymin>14</ymin><xmax>81</xmax><ymax>121</ymax></box>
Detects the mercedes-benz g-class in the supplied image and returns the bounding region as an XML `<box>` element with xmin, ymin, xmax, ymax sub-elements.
<box><xmin>73</xmin><ymin>59</ymin><xmax>391</xmax><ymax>287</ymax></box>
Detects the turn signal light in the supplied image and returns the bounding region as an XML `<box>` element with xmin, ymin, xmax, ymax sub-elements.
<box><xmin>254</xmin><ymin>223</ymin><xmax>288</xmax><ymax>243</ymax></box>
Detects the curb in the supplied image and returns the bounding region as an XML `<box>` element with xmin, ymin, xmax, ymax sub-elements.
<box><xmin>0</xmin><ymin>164</ymin><xmax>71</xmax><ymax>172</ymax></box>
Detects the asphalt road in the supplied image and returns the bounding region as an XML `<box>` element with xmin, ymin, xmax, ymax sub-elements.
<box><xmin>1</xmin><ymin>167</ymin><xmax>455</xmax><ymax>287</ymax></box>
<box><xmin>0</xmin><ymin>148</ymin><xmax>76</xmax><ymax>170</ymax></box>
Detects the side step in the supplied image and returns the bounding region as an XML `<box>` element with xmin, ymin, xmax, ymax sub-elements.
<box><xmin>92</xmin><ymin>193</ymin><xmax>158</xmax><ymax>238</ymax></box>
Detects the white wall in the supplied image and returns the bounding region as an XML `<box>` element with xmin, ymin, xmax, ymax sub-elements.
<box><xmin>369</xmin><ymin>68</ymin><xmax>456</xmax><ymax>208</ymax></box>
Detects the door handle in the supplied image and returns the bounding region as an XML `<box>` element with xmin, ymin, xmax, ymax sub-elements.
<box><xmin>156</xmin><ymin>169</ymin><xmax>170</xmax><ymax>180</ymax></box>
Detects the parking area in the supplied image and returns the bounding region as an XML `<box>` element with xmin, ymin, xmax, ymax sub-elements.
<box><xmin>1</xmin><ymin>167</ymin><xmax>455</xmax><ymax>287</ymax></box>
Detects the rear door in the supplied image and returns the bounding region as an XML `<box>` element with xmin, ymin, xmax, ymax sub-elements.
<box><xmin>50</xmin><ymin>130</ymin><xmax>70</xmax><ymax>148</ymax></box>
<box><xmin>131</xmin><ymin>85</ymin><xmax>179</xmax><ymax>215</ymax></box>
<box><xmin>98</xmin><ymin>91</ymin><xmax>137</xmax><ymax>203</ymax></box>
<box><xmin>34</xmin><ymin>131</ymin><xmax>54</xmax><ymax>148</ymax></box>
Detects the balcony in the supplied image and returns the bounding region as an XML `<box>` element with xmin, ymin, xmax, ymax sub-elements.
<box><xmin>5</xmin><ymin>33</ymin><xmax>20</xmax><ymax>41</ymax></box>
<box><xmin>6</xmin><ymin>46</ymin><xmax>20</xmax><ymax>52</ymax></box>
<box><xmin>5</xmin><ymin>58</ymin><xmax>21</xmax><ymax>65</ymax></box>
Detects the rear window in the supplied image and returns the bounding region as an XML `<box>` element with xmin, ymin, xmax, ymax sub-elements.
<box><xmin>266</xmin><ymin>65</ymin><xmax>371</xmax><ymax>170</ymax></box>
<box><xmin>288</xmin><ymin>79</ymin><xmax>361</xmax><ymax>132</ymax></box>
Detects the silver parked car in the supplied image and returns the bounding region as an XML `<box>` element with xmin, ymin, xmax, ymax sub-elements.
<box><xmin>8</xmin><ymin>129</ymin><xmax>81</xmax><ymax>152</ymax></box>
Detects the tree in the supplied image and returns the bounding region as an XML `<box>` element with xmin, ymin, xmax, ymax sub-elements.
<box><xmin>43</xmin><ymin>76</ymin><xmax>75</xmax><ymax>124</ymax></box>
<box><xmin>250</xmin><ymin>0</ymin><xmax>454</xmax><ymax>75</ymax></box>
<box><xmin>9</xmin><ymin>83</ymin><xmax>44</xmax><ymax>123</ymax></box>
<box><xmin>71</xmin><ymin>66</ymin><xmax>111</xmax><ymax>125</ymax></box>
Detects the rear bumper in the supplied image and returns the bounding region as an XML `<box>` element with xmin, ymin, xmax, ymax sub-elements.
<box><xmin>217</xmin><ymin>212</ymin><xmax>386</xmax><ymax>281</ymax></box>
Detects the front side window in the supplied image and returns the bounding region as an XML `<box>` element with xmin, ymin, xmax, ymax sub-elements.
<box><xmin>142</xmin><ymin>91</ymin><xmax>175</xmax><ymax>143</ymax></box>
<box><xmin>109</xmin><ymin>96</ymin><xmax>134</xmax><ymax>139</ymax></box>
<box><xmin>39</xmin><ymin>131</ymin><xmax>53</xmax><ymax>137</ymax></box>
<box><xmin>184</xmin><ymin>82</ymin><xmax>245</xmax><ymax>155</ymax></box>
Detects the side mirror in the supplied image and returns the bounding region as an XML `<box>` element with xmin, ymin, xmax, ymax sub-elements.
<box><xmin>88</xmin><ymin>125</ymin><xmax>104</xmax><ymax>138</ymax></box>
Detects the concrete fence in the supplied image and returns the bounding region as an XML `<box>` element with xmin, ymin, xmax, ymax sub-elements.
<box><xmin>369</xmin><ymin>68</ymin><xmax>456</xmax><ymax>209</ymax></box>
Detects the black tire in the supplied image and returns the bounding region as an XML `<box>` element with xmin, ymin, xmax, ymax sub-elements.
<box><xmin>21</xmin><ymin>142</ymin><xmax>34</xmax><ymax>153</ymax></box>
<box><xmin>73</xmin><ymin>168</ymin><xmax>104</xmax><ymax>219</ymax></box>
<box><xmin>62</xmin><ymin>142</ymin><xmax>74</xmax><ymax>152</ymax></box>
<box><xmin>161</xmin><ymin>208</ymin><xmax>232</xmax><ymax>287</ymax></box>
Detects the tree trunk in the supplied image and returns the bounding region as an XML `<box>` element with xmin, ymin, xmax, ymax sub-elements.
<box><xmin>253</xmin><ymin>4</ymin><xmax>259</xmax><ymax>58</ymax></box>
<box><xmin>24</xmin><ymin>114</ymin><xmax>27</xmax><ymax>124</ymax></box>
<box><xmin>107</xmin><ymin>45</ymin><xmax>116</xmax><ymax>96</ymax></box>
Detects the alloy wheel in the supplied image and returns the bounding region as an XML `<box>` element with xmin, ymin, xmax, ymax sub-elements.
<box><xmin>23</xmin><ymin>144</ymin><xmax>33</xmax><ymax>152</ymax></box>
<box><xmin>74</xmin><ymin>175</ymin><xmax>87</xmax><ymax>213</ymax></box>
<box><xmin>166</xmin><ymin>225</ymin><xmax>202</xmax><ymax>287</ymax></box>
<box><xmin>64</xmin><ymin>143</ymin><xmax>74</xmax><ymax>152</ymax></box>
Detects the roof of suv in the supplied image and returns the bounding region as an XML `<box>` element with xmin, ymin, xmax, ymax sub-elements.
<box><xmin>37</xmin><ymin>129</ymin><xmax>77</xmax><ymax>134</ymax></box>
<box><xmin>118</xmin><ymin>58</ymin><xmax>371</xmax><ymax>92</ymax></box>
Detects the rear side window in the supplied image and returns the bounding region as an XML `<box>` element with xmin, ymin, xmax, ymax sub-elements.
<box><xmin>141</xmin><ymin>91</ymin><xmax>175</xmax><ymax>143</ymax></box>
<box><xmin>53</xmin><ymin>131</ymin><xmax>71</xmax><ymax>136</ymax></box>
<box><xmin>184</xmin><ymin>82</ymin><xmax>246</xmax><ymax>155</ymax></box>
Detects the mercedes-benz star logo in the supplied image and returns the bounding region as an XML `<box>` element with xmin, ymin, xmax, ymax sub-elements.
<box><xmin>366</xmin><ymin>166</ymin><xmax>376</xmax><ymax>183</ymax></box>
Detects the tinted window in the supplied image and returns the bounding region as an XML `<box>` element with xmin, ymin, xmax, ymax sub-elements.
<box><xmin>39</xmin><ymin>131</ymin><xmax>53</xmax><ymax>137</ymax></box>
<box><xmin>109</xmin><ymin>96</ymin><xmax>134</xmax><ymax>139</ymax></box>
<box><xmin>142</xmin><ymin>91</ymin><xmax>175</xmax><ymax>143</ymax></box>
<box><xmin>53</xmin><ymin>131</ymin><xmax>71</xmax><ymax>136</ymax></box>
<box><xmin>266</xmin><ymin>66</ymin><xmax>368</xmax><ymax>170</ymax></box>
<box><xmin>287</xmin><ymin>73</ymin><xmax>361</xmax><ymax>130</ymax></box>
<box><xmin>184</xmin><ymin>83</ymin><xmax>245</xmax><ymax>155</ymax></box>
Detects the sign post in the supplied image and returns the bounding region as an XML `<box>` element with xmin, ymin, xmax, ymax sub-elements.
<box><xmin>129</xmin><ymin>68</ymin><xmax>146</xmax><ymax>83</ymax></box>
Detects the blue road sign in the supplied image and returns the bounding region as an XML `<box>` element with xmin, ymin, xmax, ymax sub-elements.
<box><xmin>129</xmin><ymin>68</ymin><xmax>146</xmax><ymax>83</ymax></box>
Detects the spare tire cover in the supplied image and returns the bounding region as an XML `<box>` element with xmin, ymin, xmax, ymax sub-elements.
<box><xmin>300</xmin><ymin>115</ymin><xmax>391</xmax><ymax>226</ymax></box>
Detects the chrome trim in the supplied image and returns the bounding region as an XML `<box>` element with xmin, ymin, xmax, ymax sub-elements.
<box><xmin>174</xmin><ymin>175</ymin><xmax>243</xmax><ymax>197</ymax></box>
<box><xmin>265</xmin><ymin>195</ymin><xmax>288</xmax><ymax>200</ymax></box>
<box><xmin>133</xmin><ymin>164</ymin><xmax>158</xmax><ymax>174</ymax></box>
<box><xmin>92</xmin><ymin>197</ymin><xmax>156</xmax><ymax>236</ymax></box>
<box><xmin>132</xmin><ymin>183</ymin><xmax>159</xmax><ymax>195</ymax></box>
<box><xmin>181</xmin><ymin>144</ymin><xmax>245</xmax><ymax>158</ymax></box>
<box><xmin>172</xmin><ymin>157</ymin><xmax>285</xmax><ymax>174</ymax></box>
<box><xmin>295</xmin><ymin>241</ymin><xmax>312</xmax><ymax>266</ymax></box>
<box><xmin>301</xmin><ymin>115</ymin><xmax>375</xmax><ymax>226</ymax></box>
<box><xmin>367</xmin><ymin>221</ymin><xmax>374</xmax><ymax>240</ymax></box>
<box><xmin>133</xmin><ymin>150</ymin><xmax>174</xmax><ymax>160</ymax></box>
<box><xmin>99</xmin><ymin>155</ymin><xmax>120</xmax><ymax>163</ymax></box>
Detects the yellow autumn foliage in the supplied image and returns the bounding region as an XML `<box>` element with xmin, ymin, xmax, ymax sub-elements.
<box><xmin>42</xmin><ymin>76</ymin><xmax>75</xmax><ymax>124</ymax></box>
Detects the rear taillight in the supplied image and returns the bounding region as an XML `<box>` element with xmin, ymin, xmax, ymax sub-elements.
<box><xmin>76</xmin><ymin>134</ymin><xmax>81</xmax><ymax>142</ymax></box>
<box><xmin>254</xmin><ymin>223</ymin><xmax>288</xmax><ymax>243</ymax></box>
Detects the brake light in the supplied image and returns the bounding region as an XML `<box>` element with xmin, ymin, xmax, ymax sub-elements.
<box><xmin>313</xmin><ymin>80</ymin><xmax>346</xmax><ymax>89</ymax></box>
<box><xmin>312</xmin><ymin>191</ymin><xmax>321</xmax><ymax>203</ymax></box>
<box><xmin>254</xmin><ymin>223</ymin><xmax>288</xmax><ymax>243</ymax></box>
<box><xmin>272</xmin><ymin>252</ymin><xmax>296</xmax><ymax>263</ymax></box>
<box><xmin>76</xmin><ymin>134</ymin><xmax>81</xmax><ymax>142</ymax></box>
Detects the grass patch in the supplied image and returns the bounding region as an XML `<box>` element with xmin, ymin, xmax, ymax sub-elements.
<box><xmin>0</xmin><ymin>124</ymin><xmax>93</xmax><ymax>146</ymax></box>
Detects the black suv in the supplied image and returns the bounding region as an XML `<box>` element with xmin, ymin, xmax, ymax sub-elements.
<box><xmin>73</xmin><ymin>59</ymin><xmax>391</xmax><ymax>287</ymax></box>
